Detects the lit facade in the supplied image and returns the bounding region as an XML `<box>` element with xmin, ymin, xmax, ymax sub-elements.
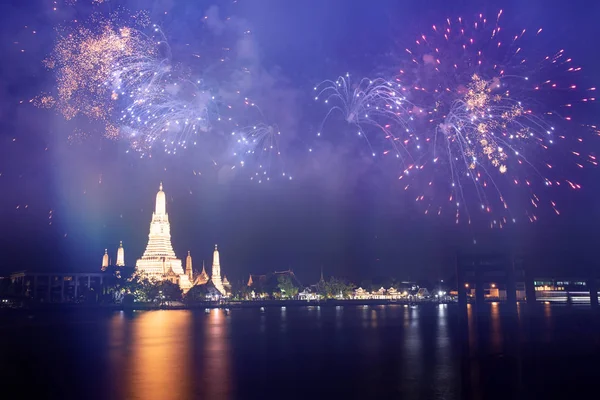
<box><xmin>352</xmin><ymin>287</ymin><xmax>412</xmax><ymax>300</ymax></box>
<box><xmin>101</xmin><ymin>249</ymin><xmax>109</xmax><ymax>270</ymax></box>
<box><xmin>116</xmin><ymin>241</ymin><xmax>125</xmax><ymax>267</ymax></box>
<box><xmin>211</xmin><ymin>245</ymin><xmax>226</xmax><ymax>295</ymax></box>
<box><xmin>135</xmin><ymin>183</ymin><xmax>192</xmax><ymax>291</ymax></box>
<box><xmin>193</xmin><ymin>260</ymin><xmax>210</xmax><ymax>286</ymax></box>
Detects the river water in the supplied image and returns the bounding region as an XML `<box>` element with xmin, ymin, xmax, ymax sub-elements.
<box><xmin>1</xmin><ymin>303</ymin><xmax>599</xmax><ymax>399</ymax></box>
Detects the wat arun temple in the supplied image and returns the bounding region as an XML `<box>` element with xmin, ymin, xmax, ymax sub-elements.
<box><xmin>102</xmin><ymin>183</ymin><xmax>230</xmax><ymax>296</ymax></box>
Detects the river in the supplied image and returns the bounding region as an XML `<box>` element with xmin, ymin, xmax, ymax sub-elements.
<box><xmin>1</xmin><ymin>303</ymin><xmax>599</xmax><ymax>399</ymax></box>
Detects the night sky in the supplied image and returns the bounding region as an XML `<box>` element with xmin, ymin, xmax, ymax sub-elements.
<box><xmin>1</xmin><ymin>0</ymin><xmax>599</xmax><ymax>284</ymax></box>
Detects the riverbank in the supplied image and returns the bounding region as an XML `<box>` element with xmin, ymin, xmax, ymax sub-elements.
<box><xmin>1</xmin><ymin>298</ymin><xmax>455</xmax><ymax>312</ymax></box>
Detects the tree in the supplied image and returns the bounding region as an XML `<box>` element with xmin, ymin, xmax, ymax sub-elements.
<box><xmin>360</xmin><ymin>280</ymin><xmax>376</xmax><ymax>292</ymax></box>
<box><xmin>185</xmin><ymin>284</ymin><xmax>210</xmax><ymax>303</ymax></box>
<box><xmin>155</xmin><ymin>281</ymin><xmax>182</xmax><ymax>303</ymax></box>
<box><xmin>101</xmin><ymin>266</ymin><xmax>138</xmax><ymax>303</ymax></box>
<box><xmin>316</xmin><ymin>279</ymin><xmax>328</xmax><ymax>298</ymax></box>
<box><xmin>277</xmin><ymin>275</ymin><xmax>299</xmax><ymax>299</ymax></box>
<box><xmin>231</xmin><ymin>281</ymin><xmax>252</xmax><ymax>300</ymax></box>
<box><xmin>320</xmin><ymin>277</ymin><xmax>357</xmax><ymax>299</ymax></box>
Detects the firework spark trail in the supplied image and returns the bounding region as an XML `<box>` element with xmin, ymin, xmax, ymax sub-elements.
<box><xmin>108</xmin><ymin>25</ymin><xmax>221</xmax><ymax>155</ymax></box>
<box><xmin>229</xmin><ymin>101</ymin><xmax>291</xmax><ymax>182</ymax></box>
<box><xmin>314</xmin><ymin>74</ymin><xmax>421</xmax><ymax>162</ymax></box>
<box><xmin>45</xmin><ymin>17</ymin><xmax>154</xmax><ymax>122</ymax></box>
<box><xmin>394</xmin><ymin>11</ymin><xmax>597</xmax><ymax>226</ymax></box>
<box><xmin>43</xmin><ymin>13</ymin><xmax>226</xmax><ymax>155</ymax></box>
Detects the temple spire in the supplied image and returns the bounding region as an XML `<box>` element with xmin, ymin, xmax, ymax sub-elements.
<box><xmin>213</xmin><ymin>244</ymin><xmax>220</xmax><ymax>267</ymax></box>
<box><xmin>136</xmin><ymin>183</ymin><xmax>192</xmax><ymax>292</ymax></box>
<box><xmin>186</xmin><ymin>251</ymin><xmax>193</xmax><ymax>281</ymax></box>
<box><xmin>101</xmin><ymin>249</ymin><xmax>109</xmax><ymax>270</ymax></box>
<box><xmin>155</xmin><ymin>182</ymin><xmax>166</xmax><ymax>215</ymax></box>
<box><xmin>320</xmin><ymin>266</ymin><xmax>324</xmax><ymax>282</ymax></box>
<box><xmin>116</xmin><ymin>241</ymin><xmax>125</xmax><ymax>267</ymax></box>
<box><xmin>211</xmin><ymin>244</ymin><xmax>225</xmax><ymax>295</ymax></box>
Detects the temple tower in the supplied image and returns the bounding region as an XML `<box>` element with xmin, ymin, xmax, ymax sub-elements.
<box><xmin>136</xmin><ymin>183</ymin><xmax>191</xmax><ymax>290</ymax></box>
<box><xmin>101</xmin><ymin>249</ymin><xmax>109</xmax><ymax>270</ymax></box>
<box><xmin>211</xmin><ymin>244</ymin><xmax>226</xmax><ymax>295</ymax></box>
<box><xmin>186</xmin><ymin>251</ymin><xmax>194</xmax><ymax>282</ymax></box>
<box><xmin>116</xmin><ymin>241</ymin><xmax>125</xmax><ymax>267</ymax></box>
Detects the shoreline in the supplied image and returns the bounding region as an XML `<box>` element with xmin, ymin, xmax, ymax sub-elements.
<box><xmin>1</xmin><ymin>299</ymin><xmax>456</xmax><ymax>312</ymax></box>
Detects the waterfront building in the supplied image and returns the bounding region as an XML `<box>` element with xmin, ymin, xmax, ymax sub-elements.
<box><xmin>9</xmin><ymin>271</ymin><xmax>108</xmax><ymax>303</ymax></box>
<box><xmin>193</xmin><ymin>261</ymin><xmax>210</xmax><ymax>286</ymax></box>
<box><xmin>534</xmin><ymin>279</ymin><xmax>590</xmax><ymax>303</ymax></box>
<box><xmin>354</xmin><ymin>287</ymin><xmax>369</xmax><ymax>299</ymax></box>
<box><xmin>352</xmin><ymin>287</ymin><xmax>408</xmax><ymax>300</ymax></box>
<box><xmin>298</xmin><ymin>287</ymin><xmax>321</xmax><ymax>301</ymax></box>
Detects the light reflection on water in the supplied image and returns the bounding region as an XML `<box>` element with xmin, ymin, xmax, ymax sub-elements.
<box><xmin>434</xmin><ymin>305</ymin><xmax>452</xmax><ymax>397</ymax></box>
<box><xmin>200</xmin><ymin>309</ymin><xmax>232</xmax><ymax>400</ymax></box>
<box><xmin>402</xmin><ymin>305</ymin><xmax>423</xmax><ymax>398</ymax></box>
<box><xmin>490</xmin><ymin>303</ymin><xmax>502</xmax><ymax>353</ymax></box>
<box><xmin>127</xmin><ymin>310</ymin><xmax>193</xmax><ymax>400</ymax></box>
<box><xmin>74</xmin><ymin>304</ymin><xmax>600</xmax><ymax>400</ymax></box>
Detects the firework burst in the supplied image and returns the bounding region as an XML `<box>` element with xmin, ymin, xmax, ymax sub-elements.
<box><xmin>314</xmin><ymin>74</ymin><xmax>420</xmax><ymax>162</ymax></box>
<box><xmin>229</xmin><ymin>101</ymin><xmax>291</xmax><ymax>183</ymax></box>
<box><xmin>396</xmin><ymin>11</ymin><xmax>597</xmax><ymax>227</ymax></box>
<box><xmin>42</xmin><ymin>12</ymin><xmax>227</xmax><ymax>156</ymax></box>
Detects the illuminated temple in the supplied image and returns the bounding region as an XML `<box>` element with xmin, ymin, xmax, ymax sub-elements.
<box><xmin>95</xmin><ymin>182</ymin><xmax>228</xmax><ymax>296</ymax></box>
<box><xmin>135</xmin><ymin>183</ymin><xmax>192</xmax><ymax>291</ymax></box>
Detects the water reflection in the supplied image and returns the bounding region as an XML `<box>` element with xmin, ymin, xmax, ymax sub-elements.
<box><xmin>127</xmin><ymin>311</ymin><xmax>193</xmax><ymax>400</ymax></box>
<box><xmin>94</xmin><ymin>303</ymin><xmax>595</xmax><ymax>400</ymax></box>
<box><xmin>434</xmin><ymin>305</ymin><xmax>452</xmax><ymax>397</ymax></box>
<box><xmin>543</xmin><ymin>302</ymin><xmax>553</xmax><ymax>343</ymax></box>
<box><xmin>199</xmin><ymin>309</ymin><xmax>232</xmax><ymax>400</ymax></box>
<box><xmin>489</xmin><ymin>303</ymin><xmax>502</xmax><ymax>353</ymax></box>
<box><xmin>107</xmin><ymin>312</ymin><xmax>129</xmax><ymax>399</ymax></box>
<box><xmin>335</xmin><ymin>306</ymin><xmax>343</xmax><ymax>330</ymax></box>
<box><xmin>280</xmin><ymin>306</ymin><xmax>287</xmax><ymax>333</ymax></box>
<box><xmin>402</xmin><ymin>305</ymin><xmax>423</xmax><ymax>397</ymax></box>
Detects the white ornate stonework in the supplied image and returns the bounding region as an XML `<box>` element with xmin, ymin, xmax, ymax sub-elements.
<box><xmin>211</xmin><ymin>245</ymin><xmax>226</xmax><ymax>295</ymax></box>
<box><xmin>136</xmin><ymin>183</ymin><xmax>191</xmax><ymax>291</ymax></box>
<box><xmin>116</xmin><ymin>241</ymin><xmax>125</xmax><ymax>267</ymax></box>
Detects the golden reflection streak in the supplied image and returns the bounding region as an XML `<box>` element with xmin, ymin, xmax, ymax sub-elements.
<box><xmin>543</xmin><ymin>302</ymin><xmax>553</xmax><ymax>342</ymax></box>
<box><xmin>490</xmin><ymin>303</ymin><xmax>503</xmax><ymax>353</ymax></box>
<box><xmin>200</xmin><ymin>309</ymin><xmax>232</xmax><ymax>400</ymax></box>
<box><xmin>128</xmin><ymin>311</ymin><xmax>193</xmax><ymax>400</ymax></box>
<box><xmin>466</xmin><ymin>303</ymin><xmax>477</xmax><ymax>355</ymax></box>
